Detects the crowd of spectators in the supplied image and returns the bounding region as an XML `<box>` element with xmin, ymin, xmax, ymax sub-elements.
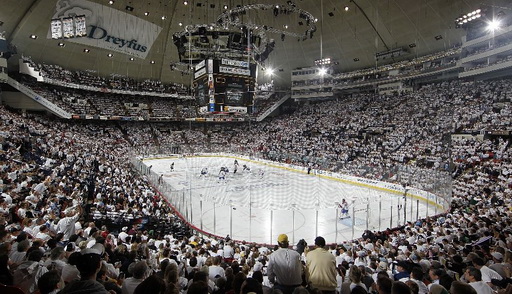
<box><xmin>0</xmin><ymin>72</ymin><xmax>512</xmax><ymax>294</ymax></box>
<box><xmin>330</xmin><ymin>47</ymin><xmax>461</xmax><ymax>86</ymax></box>
<box><xmin>18</xmin><ymin>79</ymin><xmax>196</xmax><ymax>120</ymax></box>
<box><xmin>21</xmin><ymin>56</ymin><xmax>189</xmax><ymax>96</ymax></box>
<box><xmin>464</xmin><ymin>54</ymin><xmax>512</xmax><ymax>73</ymax></box>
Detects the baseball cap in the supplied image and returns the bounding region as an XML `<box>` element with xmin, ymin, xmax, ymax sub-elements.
<box><xmin>491</xmin><ymin>252</ymin><xmax>503</xmax><ymax>261</ymax></box>
<box><xmin>277</xmin><ymin>234</ymin><xmax>288</xmax><ymax>243</ymax></box>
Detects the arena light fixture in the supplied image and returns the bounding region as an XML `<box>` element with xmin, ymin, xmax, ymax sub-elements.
<box><xmin>129</xmin><ymin>57</ymin><xmax>135</xmax><ymax>61</ymax></box>
<box><xmin>315</xmin><ymin>57</ymin><xmax>331</xmax><ymax>66</ymax></box>
<box><xmin>108</xmin><ymin>0</ymin><xmax>114</xmax><ymax>5</ymax></box>
<box><xmin>487</xmin><ymin>19</ymin><xmax>501</xmax><ymax>32</ymax></box>
<box><xmin>144</xmin><ymin>12</ymin><xmax>149</xmax><ymax>16</ymax></box>
<box><xmin>265</xmin><ymin>68</ymin><xmax>274</xmax><ymax>76</ymax></box>
<box><xmin>29</xmin><ymin>34</ymin><xmax>38</xmax><ymax>39</ymax></box>
<box><xmin>83</xmin><ymin>48</ymin><xmax>90</xmax><ymax>53</ymax></box>
<box><xmin>318</xmin><ymin>67</ymin><xmax>328</xmax><ymax>76</ymax></box>
<box><xmin>107</xmin><ymin>53</ymin><xmax>113</xmax><ymax>57</ymax></box>
<box><xmin>58</xmin><ymin>42</ymin><xmax>65</xmax><ymax>47</ymax></box>
<box><xmin>344</xmin><ymin>6</ymin><xmax>349</xmax><ymax>12</ymax></box>
<box><xmin>455</xmin><ymin>8</ymin><xmax>483</xmax><ymax>26</ymax></box>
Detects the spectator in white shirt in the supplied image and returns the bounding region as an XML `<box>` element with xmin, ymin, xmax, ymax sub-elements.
<box><xmin>464</xmin><ymin>267</ymin><xmax>494</xmax><ymax>294</ymax></box>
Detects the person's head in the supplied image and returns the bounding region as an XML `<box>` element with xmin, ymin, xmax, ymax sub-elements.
<box><xmin>491</xmin><ymin>252</ymin><xmax>504</xmax><ymax>263</ymax></box>
<box><xmin>76</xmin><ymin>252</ymin><xmax>102</xmax><ymax>279</ymax></box>
<box><xmin>449</xmin><ymin>281</ymin><xmax>477</xmax><ymax>294</ymax></box>
<box><xmin>314</xmin><ymin>236</ymin><xmax>326</xmax><ymax>248</ymax></box>
<box><xmin>277</xmin><ymin>234</ymin><xmax>289</xmax><ymax>248</ymax></box>
<box><xmin>241</xmin><ymin>277</ymin><xmax>263</xmax><ymax>294</ymax></box>
<box><xmin>134</xmin><ymin>275</ymin><xmax>166</xmax><ymax>294</ymax></box>
<box><xmin>17</xmin><ymin>239</ymin><xmax>30</xmax><ymax>252</ymax></box>
<box><xmin>349</xmin><ymin>265</ymin><xmax>362</xmax><ymax>283</ymax></box>
<box><xmin>27</xmin><ymin>249</ymin><xmax>44</xmax><ymax>262</ymax></box>
<box><xmin>429</xmin><ymin>268</ymin><xmax>443</xmax><ymax>281</ymax></box>
<box><xmin>351</xmin><ymin>285</ymin><xmax>368</xmax><ymax>294</ymax></box>
<box><xmin>471</xmin><ymin>257</ymin><xmax>485</xmax><ymax>268</ymax></box>
<box><xmin>463</xmin><ymin>267</ymin><xmax>482</xmax><ymax>282</ymax></box>
<box><xmin>232</xmin><ymin>272</ymin><xmax>247</xmax><ymax>294</ymax></box>
<box><xmin>212</xmin><ymin>255</ymin><xmax>222</xmax><ymax>265</ymax></box>
<box><xmin>252</xmin><ymin>270</ymin><xmax>264</xmax><ymax>284</ymax></box>
<box><xmin>438</xmin><ymin>273</ymin><xmax>454</xmax><ymax>292</ymax></box>
<box><xmin>404</xmin><ymin>280</ymin><xmax>419</xmax><ymax>294</ymax></box>
<box><xmin>411</xmin><ymin>267</ymin><xmax>423</xmax><ymax>281</ymax></box>
<box><xmin>37</xmin><ymin>270</ymin><xmax>63</xmax><ymax>294</ymax></box>
<box><xmin>376</xmin><ymin>276</ymin><xmax>393</xmax><ymax>294</ymax></box>
<box><xmin>165</xmin><ymin>262</ymin><xmax>179</xmax><ymax>284</ymax></box>
<box><xmin>192</xmin><ymin>270</ymin><xmax>209</xmax><ymax>283</ymax></box>
<box><xmin>131</xmin><ymin>260</ymin><xmax>149</xmax><ymax>279</ymax></box>
<box><xmin>216</xmin><ymin>277</ymin><xmax>227</xmax><ymax>290</ymax></box>
<box><xmin>159</xmin><ymin>259</ymin><xmax>170</xmax><ymax>273</ymax></box>
<box><xmin>50</xmin><ymin>246</ymin><xmax>65</xmax><ymax>260</ymax></box>
<box><xmin>428</xmin><ymin>284</ymin><xmax>449</xmax><ymax>294</ymax></box>
<box><xmin>292</xmin><ymin>287</ymin><xmax>308</xmax><ymax>294</ymax></box>
<box><xmin>187</xmin><ymin>281</ymin><xmax>209</xmax><ymax>294</ymax></box>
<box><xmin>395</xmin><ymin>261</ymin><xmax>409</xmax><ymax>273</ymax></box>
<box><xmin>392</xmin><ymin>281</ymin><xmax>411</xmax><ymax>294</ymax></box>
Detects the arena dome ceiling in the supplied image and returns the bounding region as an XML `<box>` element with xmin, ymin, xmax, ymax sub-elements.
<box><xmin>0</xmin><ymin>0</ymin><xmax>505</xmax><ymax>87</ymax></box>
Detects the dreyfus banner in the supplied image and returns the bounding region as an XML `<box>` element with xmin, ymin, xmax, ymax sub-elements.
<box><xmin>48</xmin><ymin>0</ymin><xmax>162</xmax><ymax>59</ymax></box>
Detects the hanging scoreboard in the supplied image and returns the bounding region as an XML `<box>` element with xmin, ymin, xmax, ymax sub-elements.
<box><xmin>193</xmin><ymin>58</ymin><xmax>256</xmax><ymax>113</ymax></box>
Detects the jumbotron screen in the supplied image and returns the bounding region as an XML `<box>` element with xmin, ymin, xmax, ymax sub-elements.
<box><xmin>214</xmin><ymin>75</ymin><xmax>254</xmax><ymax>106</ymax></box>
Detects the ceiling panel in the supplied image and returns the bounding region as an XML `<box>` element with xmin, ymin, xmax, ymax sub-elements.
<box><xmin>1</xmin><ymin>0</ymin><xmax>506</xmax><ymax>87</ymax></box>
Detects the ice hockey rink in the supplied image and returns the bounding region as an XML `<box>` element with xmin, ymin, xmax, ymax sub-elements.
<box><xmin>142</xmin><ymin>155</ymin><xmax>444</xmax><ymax>245</ymax></box>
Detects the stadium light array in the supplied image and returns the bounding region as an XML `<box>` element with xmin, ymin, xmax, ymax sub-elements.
<box><xmin>314</xmin><ymin>57</ymin><xmax>331</xmax><ymax>66</ymax></box>
<box><xmin>455</xmin><ymin>8</ymin><xmax>482</xmax><ymax>26</ymax></box>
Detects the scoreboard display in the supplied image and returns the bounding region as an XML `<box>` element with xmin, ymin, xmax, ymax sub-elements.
<box><xmin>194</xmin><ymin>58</ymin><xmax>256</xmax><ymax>113</ymax></box>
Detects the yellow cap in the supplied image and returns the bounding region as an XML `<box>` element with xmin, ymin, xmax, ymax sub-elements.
<box><xmin>277</xmin><ymin>234</ymin><xmax>289</xmax><ymax>243</ymax></box>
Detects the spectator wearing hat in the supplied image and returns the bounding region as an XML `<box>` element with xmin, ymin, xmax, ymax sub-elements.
<box><xmin>267</xmin><ymin>234</ymin><xmax>303</xmax><ymax>294</ymax></box>
<box><xmin>489</xmin><ymin>251</ymin><xmax>509</xmax><ymax>279</ymax></box>
<box><xmin>119</xmin><ymin>227</ymin><xmax>129</xmax><ymax>243</ymax></box>
<box><xmin>393</xmin><ymin>261</ymin><xmax>410</xmax><ymax>281</ymax></box>
<box><xmin>305</xmin><ymin>236</ymin><xmax>336</xmax><ymax>294</ymax></box>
